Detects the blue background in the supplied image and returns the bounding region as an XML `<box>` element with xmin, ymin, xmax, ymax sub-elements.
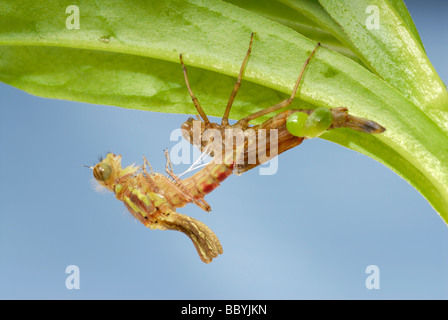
<box><xmin>0</xmin><ymin>0</ymin><xmax>447</xmax><ymax>299</ymax></box>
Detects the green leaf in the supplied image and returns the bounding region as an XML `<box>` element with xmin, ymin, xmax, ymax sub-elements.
<box><xmin>1</xmin><ymin>0</ymin><xmax>448</xmax><ymax>225</ymax></box>
<box><xmin>274</xmin><ymin>0</ymin><xmax>363</xmax><ymax>62</ymax></box>
<box><xmin>388</xmin><ymin>0</ymin><xmax>425</xmax><ymax>49</ymax></box>
<box><xmin>223</xmin><ymin>0</ymin><xmax>361</xmax><ymax>62</ymax></box>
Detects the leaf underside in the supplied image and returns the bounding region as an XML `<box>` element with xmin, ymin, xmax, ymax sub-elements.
<box><xmin>1</xmin><ymin>0</ymin><xmax>447</xmax><ymax>225</ymax></box>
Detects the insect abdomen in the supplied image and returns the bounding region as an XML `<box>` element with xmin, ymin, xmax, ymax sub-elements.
<box><xmin>183</xmin><ymin>160</ymin><xmax>233</xmax><ymax>199</ymax></box>
<box><xmin>117</xmin><ymin>184</ymin><xmax>158</xmax><ymax>224</ymax></box>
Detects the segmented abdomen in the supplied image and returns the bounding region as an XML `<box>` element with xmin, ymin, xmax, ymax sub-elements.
<box><xmin>182</xmin><ymin>158</ymin><xmax>234</xmax><ymax>200</ymax></box>
<box><xmin>115</xmin><ymin>182</ymin><xmax>164</xmax><ymax>225</ymax></box>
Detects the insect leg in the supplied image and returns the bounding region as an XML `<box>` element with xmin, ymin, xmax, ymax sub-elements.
<box><xmin>142</xmin><ymin>155</ymin><xmax>154</xmax><ymax>175</ymax></box>
<box><xmin>221</xmin><ymin>32</ymin><xmax>255</xmax><ymax>127</ymax></box>
<box><xmin>114</xmin><ymin>172</ymin><xmax>136</xmax><ymax>185</ymax></box>
<box><xmin>235</xmin><ymin>42</ymin><xmax>321</xmax><ymax>129</ymax></box>
<box><xmin>163</xmin><ymin>149</ymin><xmax>176</xmax><ymax>177</ymax></box>
<box><xmin>179</xmin><ymin>53</ymin><xmax>210</xmax><ymax>125</ymax></box>
<box><xmin>163</xmin><ymin>149</ymin><xmax>212</xmax><ymax>212</ymax></box>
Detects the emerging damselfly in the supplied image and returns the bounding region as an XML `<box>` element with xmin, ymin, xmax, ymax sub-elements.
<box><xmin>87</xmin><ymin>33</ymin><xmax>385</xmax><ymax>263</ymax></box>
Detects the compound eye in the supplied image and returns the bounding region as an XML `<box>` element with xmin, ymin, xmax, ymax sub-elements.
<box><xmin>93</xmin><ymin>163</ymin><xmax>112</xmax><ymax>181</ymax></box>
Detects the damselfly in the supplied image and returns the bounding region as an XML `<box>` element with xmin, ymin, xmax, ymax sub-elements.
<box><xmin>87</xmin><ymin>34</ymin><xmax>385</xmax><ymax>264</ymax></box>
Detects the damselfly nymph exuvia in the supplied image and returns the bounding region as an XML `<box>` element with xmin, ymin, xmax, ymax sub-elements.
<box><xmin>87</xmin><ymin>33</ymin><xmax>385</xmax><ymax>263</ymax></box>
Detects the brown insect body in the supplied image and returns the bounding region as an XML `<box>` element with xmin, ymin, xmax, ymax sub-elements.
<box><xmin>89</xmin><ymin>34</ymin><xmax>385</xmax><ymax>264</ymax></box>
<box><xmin>179</xmin><ymin>33</ymin><xmax>384</xmax><ymax>176</ymax></box>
